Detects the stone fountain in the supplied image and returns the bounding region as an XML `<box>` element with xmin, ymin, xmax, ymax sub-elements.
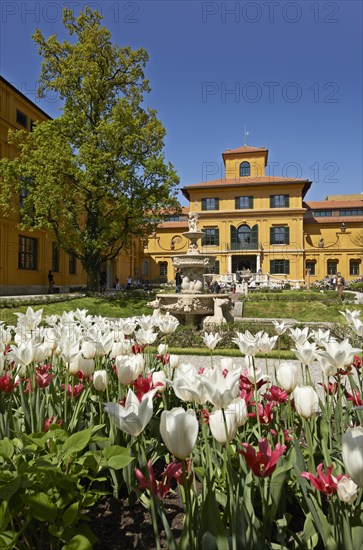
<box><xmin>152</xmin><ymin>212</ymin><xmax>232</xmax><ymax>327</ymax></box>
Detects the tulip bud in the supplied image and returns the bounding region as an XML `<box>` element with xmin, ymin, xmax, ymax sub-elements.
<box><xmin>93</xmin><ymin>370</ymin><xmax>107</xmax><ymax>392</ymax></box>
<box><xmin>293</xmin><ymin>386</ymin><xmax>319</xmax><ymax>419</ymax></box>
<box><xmin>160</xmin><ymin>408</ymin><xmax>198</xmax><ymax>459</ymax></box>
<box><xmin>78</xmin><ymin>356</ymin><xmax>95</xmax><ymax>377</ymax></box>
<box><xmin>152</xmin><ymin>370</ymin><xmax>167</xmax><ymax>392</ymax></box>
<box><xmin>337</xmin><ymin>476</ymin><xmax>359</xmax><ymax>504</ymax></box>
<box><xmin>276</xmin><ymin>363</ymin><xmax>298</xmax><ymax>393</ymax></box>
<box><xmin>342</xmin><ymin>426</ymin><xmax>363</xmax><ymax>487</ymax></box>
<box><xmin>158</xmin><ymin>344</ymin><xmax>168</xmax><ymax>355</ymax></box>
<box><xmin>209</xmin><ymin>408</ymin><xmax>237</xmax><ymax>445</ymax></box>
<box><xmin>81</xmin><ymin>341</ymin><xmax>97</xmax><ymax>359</ymax></box>
<box><xmin>169</xmin><ymin>354</ymin><xmax>179</xmax><ymax>369</ymax></box>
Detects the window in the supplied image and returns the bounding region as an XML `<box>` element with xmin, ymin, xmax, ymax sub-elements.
<box><xmin>306</xmin><ymin>261</ymin><xmax>316</xmax><ymax>275</ymax></box>
<box><xmin>350</xmin><ymin>260</ymin><xmax>361</xmax><ymax>276</ymax></box>
<box><xmin>18</xmin><ymin>236</ymin><xmax>37</xmax><ymax>270</ymax></box>
<box><xmin>202</xmin><ymin>197</ymin><xmax>219</xmax><ymax>211</ymax></box>
<box><xmin>239</xmin><ymin>162</ymin><xmax>251</xmax><ymax>177</ymax></box>
<box><xmin>202</xmin><ymin>228</ymin><xmax>219</xmax><ymax>246</ymax></box>
<box><xmin>314</xmin><ymin>210</ymin><xmax>332</xmax><ymax>217</ymax></box>
<box><xmin>69</xmin><ymin>253</ymin><xmax>77</xmax><ymax>274</ymax></box>
<box><xmin>270</xmin><ymin>226</ymin><xmax>290</xmax><ymax>245</ymax></box>
<box><xmin>235</xmin><ymin>196</ymin><xmax>254</xmax><ymax>209</ymax></box>
<box><xmin>166</xmin><ymin>215</ymin><xmax>180</xmax><ymax>222</ymax></box>
<box><xmin>270</xmin><ymin>194</ymin><xmax>289</xmax><ymax>208</ymax></box>
<box><xmin>52</xmin><ymin>242</ymin><xmax>59</xmax><ymax>272</ymax></box>
<box><xmin>270</xmin><ymin>259</ymin><xmax>290</xmax><ymax>274</ymax></box>
<box><xmin>327</xmin><ymin>260</ymin><xmax>338</xmax><ymax>276</ymax></box>
<box><xmin>19</xmin><ymin>187</ymin><xmax>29</xmax><ymax>209</ymax></box>
<box><xmin>237</xmin><ymin>225</ymin><xmax>252</xmax><ymax>245</ymax></box>
<box><xmin>205</xmin><ymin>260</ymin><xmax>220</xmax><ymax>274</ymax></box>
<box><xmin>159</xmin><ymin>261</ymin><xmax>168</xmax><ymax>277</ymax></box>
<box><xmin>142</xmin><ymin>260</ymin><xmax>149</xmax><ymax>276</ymax></box>
<box><xmin>16</xmin><ymin>109</ymin><xmax>27</xmax><ymax>128</ymax></box>
<box><xmin>340</xmin><ymin>209</ymin><xmax>363</xmax><ymax>216</ymax></box>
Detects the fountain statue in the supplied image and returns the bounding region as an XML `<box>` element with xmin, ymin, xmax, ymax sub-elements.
<box><xmin>153</xmin><ymin>212</ymin><xmax>232</xmax><ymax>327</ymax></box>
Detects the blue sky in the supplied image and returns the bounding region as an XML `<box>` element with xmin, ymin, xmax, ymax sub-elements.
<box><xmin>1</xmin><ymin>0</ymin><xmax>362</xmax><ymax>205</ymax></box>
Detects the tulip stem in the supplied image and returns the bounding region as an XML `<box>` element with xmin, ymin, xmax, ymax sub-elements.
<box><xmin>181</xmin><ymin>459</ymin><xmax>195</xmax><ymax>550</ymax></box>
<box><xmin>138</xmin><ymin>438</ymin><xmax>161</xmax><ymax>550</ymax></box>
<box><xmin>304</xmin><ymin>418</ymin><xmax>315</xmax><ymax>471</ymax></box>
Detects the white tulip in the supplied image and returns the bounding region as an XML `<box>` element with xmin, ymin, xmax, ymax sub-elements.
<box><xmin>209</xmin><ymin>408</ymin><xmax>237</xmax><ymax>445</ymax></box>
<box><xmin>105</xmin><ymin>388</ymin><xmax>157</xmax><ymax>436</ymax></box>
<box><xmin>276</xmin><ymin>363</ymin><xmax>299</xmax><ymax>393</ymax></box>
<box><xmin>158</xmin><ymin>344</ymin><xmax>168</xmax><ymax>355</ymax></box>
<box><xmin>351</xmin><ymin>317</ymin><xmax>363</xmax><ymax>337</ymax></box>
<box><xmin>78</xmin><ymin>356</ymin><xmax>95</xmax><ymax>377</ymax></box>
<box><xmin>152</xmin><ymin>371</ymin><xmax>167</xmax><ymax>392</ymax></box>
<box><xmin>197</xmin><ymin>366</ymin><xmax>241</xmax><ymax>409</ymax></box>
<box><xmin>8</xmin><ymin>340</ymin><xmax>34</xmax><ymax>367</ymax></box>
<box><xmin>340</xmin><ymin>308</ymin><xmax>361</xmax><ymax>324</ymax></box>
<box><xmin>320</xmin><ymin>339</ymin><xmax>361</xmax><ymax>371</ymax></box>
<box><xmin>81</xmin><ymin>341</ymin><xmax>97</xmax><ymax>359</ymax></box>
<box><xmin>257</xmin><ymin>332</ymin><xmax>278</xmax><ymax>354</ymax></box>
<box><xmin>116</xmin><ymin>354</ymin><xmax>144</xmax><ymax>385</ymax></box>
<box><xmin>169</xmin><ymin>354</ymin><xmax>179</xmax><ymax>369</ymax></box>
<box><xmin>14</xmin><ymin>307</ymin><xmax>43</xmax><ymax>331</ymax></box>
<box><xmin>160</xmin><ymin>408</ymin><xmax>198</xmax><ymax>459</ymax></box>
<box><xmin>272</xmin><ymin>321</ymin><xmax>287</xmax><ymax>336</ymax></box>
<box><xmin>203</xmin><ymin>332</ymin><xmax>222</xmax><ymax>350</ymax></box>
<box><xmin>293</xmin><ymin>341</ymin><xmax>319</xmax><ymax>366</ymax></box>
<box><xmin>158</xmin><ymin>316</ymin><xmax>179</xmax><ymax>335</ymax></box>
<box><xmin>135</xmin><ymin>328</ymin><xmax>157</xmax><ymax>346</ymax></box>
<box><xmin>292</xmin><ymin>386</ymin><xmax>319</xmax><ymax>419</ymax></box>
<box><xmin>232</xmin><ymin>330</ymin><xmax>260</xmax><ymax>356</ymax></box>
<box><xmin>93</xmin><ymin>370</ymin><xmax>107</xmax><ymax>392</ymax></box>
<box><xmin>336</xmin><ymin>476</ymin><xmax>359</xmax><ymax>504</ymax></box>
<box><xmin>342</xmin><ymin>426</ymin><xmax>363</xmax><ymax>487</ymax></box>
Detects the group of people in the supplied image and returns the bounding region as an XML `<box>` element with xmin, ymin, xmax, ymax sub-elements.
<box><xmin>323</xmin><ymin>272</ymin><xmax>345</xmax><ymax>299</ymax></box>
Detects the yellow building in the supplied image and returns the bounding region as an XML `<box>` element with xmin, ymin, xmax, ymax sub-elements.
<box><xmin>1</xmin><ymin>74</ymin><xmax>362</xmax><ymax>294</ymax></box>
<box><xmin>0</xmin><ymin>76</ymin><xmax>88</xmax><ymax>295</ymax></box>
<box><xmin>145</xmin><ymin>146</ymin><xmax>362</xmax><ymax>285</ymax></box>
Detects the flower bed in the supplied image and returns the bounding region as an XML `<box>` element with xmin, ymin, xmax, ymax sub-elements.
<box><xmin>0</xmin><ymin>308</ymin><xmax>362</xmax><ymax>548</ymax></box>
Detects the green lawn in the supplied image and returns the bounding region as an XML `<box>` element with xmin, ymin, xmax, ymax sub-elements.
<box><xmin>0</xmin><ymin>294</ymin><xmax>153</xmax><ymax>325</ymax></box>
<box><xmin>1</xmin><ymin>292</ymin><xmax>362</xmax><ymax>327</ymax></box>
<box><xmin>243</xmin><ymin>300</ymin><xmax>363</xmax><ymax>323</ymax></box>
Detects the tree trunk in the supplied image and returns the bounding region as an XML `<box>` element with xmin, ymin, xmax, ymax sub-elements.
<box><xmin>84</xmin><ymin>261</ymin><xmax>101</xmax><ymax>293</ymax></box>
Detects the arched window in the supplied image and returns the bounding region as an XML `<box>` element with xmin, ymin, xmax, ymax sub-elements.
<box><xmin>239</xmin><ymin>162</ymin><xmax>250</xmax><ymax>177</ymax></box>
<box><xmin>237</xmin><ymin>224</ymin><xmax>251</xmax><ymax>244</ymax></box>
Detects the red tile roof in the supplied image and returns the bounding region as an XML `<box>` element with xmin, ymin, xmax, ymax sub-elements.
<box><xmin>304</xmin><ymin>216</ymin><xmax>363</xmax><ymax>224</ymax></box>
<box><xmin>183</xmin><ymin>176</ymin><xmax>309</xmax><ymax>190</ymax></box>
<box><xmin>305</xmin><ymin>200</ymin><xmax>363</xmax><ymax>209</ymax></box>
<box><xmin>223</xmin><ymin>146</ymin><xmax>267</xmax><ymax>155</ymax></box>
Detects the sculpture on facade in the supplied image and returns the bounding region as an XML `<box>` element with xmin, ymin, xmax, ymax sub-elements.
<box><xmin>188</xmin><ymin>211</ymin><xmax>199</xmax><ymax>232</ymax></box>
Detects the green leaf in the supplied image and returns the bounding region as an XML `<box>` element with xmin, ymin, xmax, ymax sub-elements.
<box><xmin>0</xmin><ymin>476</ymin><xmax>21</xmax><ymax>501</ymax></box>
<box><xmin>0</xmin><ymin>501</ymin><xmax>11</xmax><ymax>531</ymax></box>
<box><xmin>0</xmin><ymin>439</ymin><xmax>14</xmax><ymax>459</ymax></box>
<box><xmin>102</xmin><ymin>445</ymin><xmax>133</xmax><ymax>469</ymax></box>
<box><xmin>62</xmin><ymin>533</ymin><xmax>93</xmax><ymax>550</ymax></box>
<box><xmin>62</xmin><ymin>428</ymin><xmax>92</xmax><ymax>457</ymax></box>
<box><xmin>21</xmin><ymin>492</ymin><xmax>57</xmax><ymax>522</ymax></box>
<box><xmin>63</xmin><ymin>502</ymin><xmax>79</xmax><ymax>527</ymax></box>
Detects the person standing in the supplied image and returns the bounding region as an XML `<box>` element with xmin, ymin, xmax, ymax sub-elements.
<box><xmin>175</xmin><ymin>268</ymin><xmax>182</xmax><ymax>293</ymax></box>
<box><xmin>126</xmin><ymin>275</ymin><xmax>132</xmax><ymax>290</ymax></box>
<box><xmin>336</xmin><ymin>272</ymin><xmax>345</xmax><ymax>301</ymax></box>
<box><xmin>48</xmin><ymin>270</ymin><xmax>54</xmax><ymax>294</ymax></box>
<box><xmin>115</xmin><ymin>276</ymin><xmax>120</xmax><ymax>291</ymax></box>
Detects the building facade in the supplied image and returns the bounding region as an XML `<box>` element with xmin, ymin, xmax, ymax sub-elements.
<box><xmin>0</xmin><ymin>75</ymin><xmax>362</xmax><ymax>294</ymax></box>
<box><xmin>145</xmin><ymin>147</ymin><xmax>362</xmax><ymax>285</ymax></box>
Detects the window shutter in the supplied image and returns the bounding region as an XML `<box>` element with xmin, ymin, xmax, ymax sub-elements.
<box><xmin>270</xmin><ymin>227</ymin><xmax>275</xmax><ymax>244</ymax></box>
<box><xmin>230</xmin><ymin>225</ymin><xmax>237</xmax><ymax>244</ymax></box>
<box><xmin>284</xmin><ymin>260</ymin><xmax>290</xmax><ymax>274</ymax></box>
<box><xmin>270</xmin><ymin>196</ymin><xmax>274</xmax><ymax>208</ymax></box>
<box><xmin>285</xmin><ymin>226</ymin><xmax>290</xmax><ymax>244</ymax></box>
<box><xmin>249</xmin><ymin>196</ymin><xmax>254</xmax><ymax>209</ymax></box>
<box><xmin>251</xmin><ymin>224</ymin><xmax>258</xmax><ymax>246</ymax></box>
<box><xmin>235</xmin><ymin>197</ymin><xmax>240</xmax><ymax>209</ymax></box>
<box><xmin>215</xmin><ymin>198</ymin><xmax>220</xmax><ymax>210</ymax></box>
<box><xmin>284</xmin><ymin>195</ymin><xmax>289</xmax><ymax>207</ymax></box>
<box><xmin>201</xmin><ymin>198</ymin><xmax>206</xmax><ymax>211</ymax></box>
<box><xmin>270</xmin><ymin>260</ymin><xmax>275</xmax><ymax>274</ymax></box>
<box><xmin>215</xmin><ymin>228</ymin><xmax>220</xmax><ymax>245</ymax></box>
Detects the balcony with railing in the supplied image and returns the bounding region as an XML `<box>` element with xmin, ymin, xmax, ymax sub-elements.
<box><xmin>229</xmin><ymin>240</ymin><xmax>259</xmax><ymax>251</ymax></box>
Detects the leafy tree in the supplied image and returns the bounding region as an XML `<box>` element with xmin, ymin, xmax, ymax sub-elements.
<box><xmin>0</xmin><ymin>8</ymin><xmax>179</xmax><ymax>291</ymax></box>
